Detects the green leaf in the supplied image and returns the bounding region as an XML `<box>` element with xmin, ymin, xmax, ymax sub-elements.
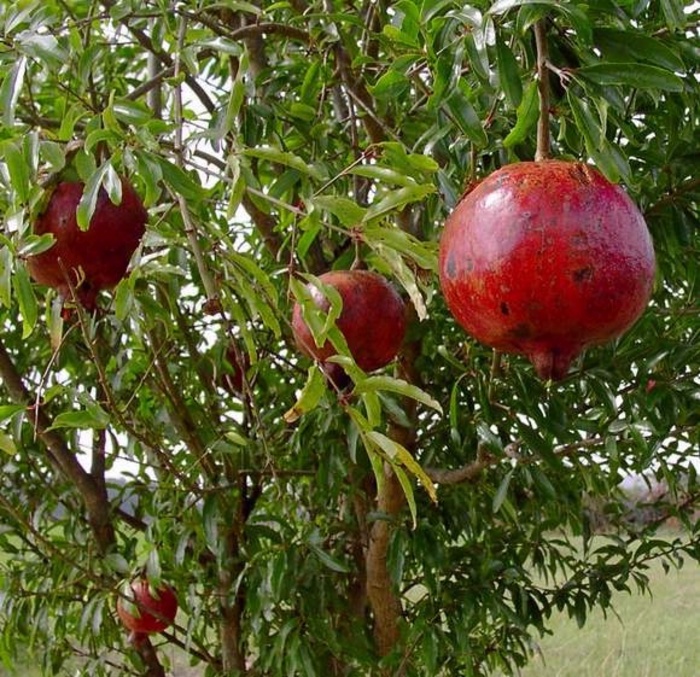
<box><xmin>349</xmin><ymin>165</ymin><xmax>418</xmax><ymax>187</ymax></box>
<box><xmin>0</xmin><ymin>405</ymin><xmax>24</xmax><ymax>424</ymax></box>
<box><xmin>355</xmin><ymin>376</ymin><xmax>443</xmax><ymax>414</ymax></box>
<box><xmin>14</xmin><ymin>265</ymin><xmax>37</xmax><ymax>338</ymax></box>
<box><xmin>243</xmin><ymin>146</ymin><xmax>325</xmax><ymax>180</ymax></box>
<box><xmin>493</xmin><ymin>468</ymin><xmax>515</xmax><ymax>513</ymax></box>
<box><xmin>504</xmin><ymin>80</ymin><xmax>540</xmax><ymax>148</ymax></box>
<box><xmin>15</xmin><ymin>30</ymin><xmax>67</xmax><ymax>68</ymax></box>
<box><xmin>155</xmin><ymin>157</ymin><xmax>206</xmax><ymax>201</ymax></box>
<box><xmin>567</xmin><ymin>92</ymin><xmax>604</xmax><ymax>151</ymax></box>
<box><xmin>370</xmin><ymin>70</ymin><xmax>410</xmax><ymax>100</ymax></box>
<box><xmin>488</xmin><ymin>0</ymin><xmax>561</xmax><ymax>15</ymax></box>
<box><xmin>593</xmin><ymin>28</ymin><xmax>685</xmax><ymax>72</ymax></box>
<box><xmin>445</xmin><ymin>89</ymin><xmax>488</xmax><ymax>147</ymax></box>
<box><xmin>309</xmin><ymin>544</ymin><xmax>350</xmax><ymax>573</ymax></box>
<box><xmin>0</xmin><ymin>56</ymin><xmax>27</xmax><ymax>126</ymax></box>
<box><xmin>0</xmin><ymin>432</ymin><xmax>16</xmax><ymax>456</ymax></box>
<box><xmin>283</xmin><ymin>366</ymin><xmax>327</xmax><ymax>423</ymax></box>
<box><xmin>367</xmin><ymin>430</ymin><xmax>437</xmax><ymax>504</ymax></box>
<box><xmin>496</xmin><ymin>36</ymin><xmax>523</xmax><ymax>108</ymax></box>
<box><xmin>76</xmin><ymin>163</ymin><xmax>111</xmax><ymax>230</ymax></box>
<box><xmin>312</xmin><ymin>196</ymin><xmax>367</xmax><ymax>227</ymax></box>
<box><xmin>18</xmin><ymin>234</ymin><xmax>56</xmax><ymax>258</ymax></box>
<box><xmin>0</xmin><ymin>247</ymin><xmax>12</xmax><ymax>308</ymax></box>
<box><xmin>49</xmin><ymin>408</ymin><xmax>109</xmax><ymax>431</ymax></box>
<box><xmin>577</xmin><ymin>63</ymin><xmax>684</xmax><ymax>92</ymax></box>
<box><xmin>362</xmin><ymin>184</ymin><xmax>436</xmax><ymax>223</ymax></box>
<box><xmin>1</xmin><ymin>140</ymin><xmax>31</xmax><ymax>204</ymax></box>
<box><xmin>660</xmin><ymin>0</ymin><xmax>686</xmax><ymax>30</ymax></box>
<box><xmin>363</xmin><ymin>224</ymin><xmax>437</xmax><ymax>271</ymax></box>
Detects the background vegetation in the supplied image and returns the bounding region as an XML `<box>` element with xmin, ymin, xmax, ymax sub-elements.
<box><xmin>0</xmin><ymin>0</ymin><xmax>698</xmax><ymax>675</ymax></box>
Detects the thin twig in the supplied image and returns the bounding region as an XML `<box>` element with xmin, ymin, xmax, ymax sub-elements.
<box><xmin>534</xmin><ymin>20</ymin><xmax>551</xmax><ymax>161</ymax></box>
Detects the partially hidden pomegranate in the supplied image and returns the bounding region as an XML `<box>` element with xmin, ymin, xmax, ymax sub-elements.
<box><xmin>291</xmin><ymin>270</ymin><xmax>407</xmax><ymax>382</ymax></box>
<box><xmin>116</xmin><ymin>578</ymin><xmax>178</xmax><ymax>637</ymax></box>
<box><xmin>26</xmin><ymin>178</ymin><xmax>147</xmax><ymax>310</ymax></box>
<box><xmin>221</xmin><ymin>341</ymin><xmax>249</xmax><ymax>395</ymax></box>
<box><xmin>439</xmin><ymin>161</ymin><xmax>655</xmax><ymax>380</ymax></box>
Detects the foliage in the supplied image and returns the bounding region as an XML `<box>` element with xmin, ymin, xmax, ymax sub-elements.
<box><xmin>0</xmin><ymin>0</ymin><xmax>698</xmax><ymax>675</ymax></box>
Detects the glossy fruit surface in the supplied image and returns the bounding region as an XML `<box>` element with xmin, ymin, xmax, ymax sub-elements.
<box><xmin>27</xmin><ymin>179</ymin><xmax>147</xmax><ymax>309</ymax></box>
<box><xmin>439</xmin><ymin>161</ymin><xmax>656</xmax><ymax>380</ymax></box>
<box><xmin>291</xmin><ymin>270</ymin><xmax>406</xmax><ymax>373</ymax></box>
<box><xmin>116</xmin><ymin>579</ymin><xmax>178</xmax><ymax>634</ymax></box>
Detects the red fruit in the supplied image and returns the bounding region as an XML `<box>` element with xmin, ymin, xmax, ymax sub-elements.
<box><xmin>26</xmin><ymin>179</ymin><xmax>147</xmax><ymax>309</ymax></box>
<box><xmin>116</xmin><ymin>579</ymin><xmax>178</xmax><ymax>635</ymax></box>
<box><xmin>291</xmin><ymin>270</ymin><xmax>406</xmax><ymax>373</ymax></box>
<box><xmin>439</xmin><ymin>161</ymin><xmax>655</xmax><ymax>380</ymax></box>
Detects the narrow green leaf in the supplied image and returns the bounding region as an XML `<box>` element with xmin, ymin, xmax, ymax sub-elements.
<box><xmin>362</xmin><ymin>224</ymin><xmax>437</xmax><ymax>271</ymax></box>
<box><xmin>0</xmin><ymin>247</ymin><xmax>12</xmax><ymax>308</ymax></box>
<box><xmin>283</xmin><ymin>366</ymin><xmax>326</xmax><ymax>423</ymax></box>
<box><xmin>18</xmin><ymin>234</ymin><xmax>56</xmax><ymax>258</ymax></box>
<box><xmin>504</xmin><ymin>80</ymin><xmax>539</xmax><ymax>147</ymax></box>
<box><xmin>309</xmin><ymin>544</ymin><xmax>351</xmax><ymax>573</ymax></box>
<box><xmin>14</xmin><ymin>265</ymin><xmax>37</xmax><ymax>338</ymax></box>
<box><xmin>156</xmin><ymin>157</ymin><xmax>206</xmax><ymax>200</ymax></box>
<box><xmin>243</xmin><ymin>146</ymin><xmax>325</xmax><ymax>180</ymax></box>
<box><xmin>493</xmin><ymin>468</ymin><xmax>515</xmax><ymax>513</ymax></box>
<box><xmin>593</xmin><ymin>28</ymin><xmax>685</xmax><ymax>72</ymax></box>
<box><xmin>488</xmin><ymin>0</ymin><xmax>562</xmax><ymax>15</ymax></box>
<box><xmin>394</xmin><ymin>464</ymin><xmax>418</xmax><ymax>528</ymax></box>
<box><xmin>76</xmin><ymin>163</ymin><xmax>110</xmax><ymax>230</ymax></box>
<box><xmin>370</xmin><ymin>70</ymin><xmax>410</xmax><ymax>100</ymax></box>
<box><xmin>567</xmin><ymin>93</ymin><xmax>604</xmax><ymax>151</ymax></box>
<box><xmin>0</xmin><ymin>432</ymin><xmax>16</xmax><ymax>456</ymax></box>
<box><xmin>349</xmin><ymin>165</ymin><xmax>418</xmax><ymax>187</ymax></box>
<box><xmin>355</xmin><ymin>376</ymin><xmax>443</xmax><ymax>414</ymax></box>
<box><xmin>49</xmin><ymin>409</ymin><xmax>109</xmax><ymax>431</ymax></box>
<box><xmin>312</xmin><ymin>196</ymin><xmax>367</xmax><ymax>227</ymax></box>
<box><xmin>104</xmin><ymin>553</ymin><xmax>130</xmax><ymax>575</ymax></box>
<box><xmin>496</xmin><ymin>37</ymin><xmax>523</xmax><ymax>108</ymax></box>
<box><xmin>0</xmin><ymin>405</ymin><xmax>24</xmax><ymax>424</ymax></box>
<box><xmin>1</xmin><ymin>141</ymin><xmax>31</xmax><ymax>204</ymax></box>
<box><xmin>445</xmin><ymin>89</ymin><xmax>488</xmax><ymax>147</ymax></box>
<box><xmin>0</xmin><ymin>56</ymin><xmax>27</xmax><ymax>126</ymax></box>
<box><xmin>362</xmin><ymin>184</ymin><xmax>436</xmax><ymax>223</ymax></box>
<box><xmin>577</xmin><ymin>63</ymin><xmax>684</xmax><ymax>92</ymax></box>
<box><xmin>367</xmin><ymin>431</ymin><xmax>437</xmax><ymax>504</ymax></box>
<box><xmin>660</xmin><ymin>0</ymin><xmax>686</xmax><ymax>30</ymax></box>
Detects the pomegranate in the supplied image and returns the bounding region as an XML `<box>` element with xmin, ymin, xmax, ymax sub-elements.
<box><xmin>26</xmin><ymin>178</ymin><xmax>147</xmax><ymax>309</ymax></box>
<box><xmin>439</xmin><ymin>161</ymin><xmax>655</xmax><ymax>380</ymax></box>
<box><xmin>291</xmin><ymin>270</ymin><xmax>406</xmax><ymax>378</ymax></box>
<box><xmin>116</xmin><ymin>578</ymin><xmax>178</xmax><ymax>636</ymax></box>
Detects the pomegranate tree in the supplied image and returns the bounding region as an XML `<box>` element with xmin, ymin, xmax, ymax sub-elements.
<box><xmin>439</xmin><ymin>160</ymin><xmax>656</xmax><ymax>380</ymax></box>
<box><xmin>291</xmin><ymin>270</ymin><xmax>406</xmax><ymax>383</ymax></box>
<box><xmin>26</xmin><ymin>178</ymin><xmax>147</xmax><ymax>309</ymax></box>
<box><xmin>116</xmin><ymin>578</ymin><xmax>178</xmax><ymax>639</ymax></box>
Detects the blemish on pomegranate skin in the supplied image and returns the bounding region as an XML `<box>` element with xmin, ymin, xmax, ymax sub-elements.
<box><xmin>572</xmin><ymin>267</ymin><xmax>593</xmax><ymax>283</ymax></box>
<box><xmin>445</xmin><ymin>252</ymin><xmax>458</xmax><ymax>279</ymax></box>
<box><xmin>500</xmin><ymin>302</ymin><xmax>510</xmax><ymax>316</ymax></box>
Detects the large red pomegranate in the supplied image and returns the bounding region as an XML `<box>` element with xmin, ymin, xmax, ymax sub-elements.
<box><xmin>291</xmin><ymin>270</ymin><xmax>406</xmax><ymax>376</ymax></box>
<box><xmin>116</xmin><ymin>578</ymin><xmax>178</xmax><ymax>636</ymax></box>
<box><xmin>439</xmin><ymin>161</ymin><xmax>655</xmax><ymax>380</ymax></box>
<box><xmin>26</xmin><ymin>178</ymin><xmax>147</xmax><ymax>309</ymax></box>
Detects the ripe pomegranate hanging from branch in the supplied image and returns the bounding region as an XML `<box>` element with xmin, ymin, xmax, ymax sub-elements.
<box><xmin>26</xmin><ymin>174</ymin><xmax>147</xmax><ymax>311</ymax></box>
<box><xmin>438</xmin><ymin>20</ymin><xmax>655</xmax><ymax>381</ymax></box>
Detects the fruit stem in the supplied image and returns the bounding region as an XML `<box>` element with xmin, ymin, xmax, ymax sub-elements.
<box><xmin>534</xmin><ymin>19</ymin><xmax>551</xmax><ymax>161</ymax></box>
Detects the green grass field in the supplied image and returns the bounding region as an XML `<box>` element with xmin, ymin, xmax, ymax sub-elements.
<box><xmin>504</xmin><ymin>556</ymin><xmax>700</xmax><ymax>677</ymax></box>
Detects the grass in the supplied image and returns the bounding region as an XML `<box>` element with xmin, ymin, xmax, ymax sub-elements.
<box><xmin>504</xmin><ymin>555</ymin><xmax>700</xmax><ymax>677</ymax></box>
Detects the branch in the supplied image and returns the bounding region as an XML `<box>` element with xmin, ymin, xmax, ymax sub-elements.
<box><xmin>534</xmin><ymin>19</ymin><xmax>551</xmax><ymax>161</ymax></box>
<box><xmin>426</xmin><ymin>445</ymin><xmax>496</xmax><ymax>485</ymax></box>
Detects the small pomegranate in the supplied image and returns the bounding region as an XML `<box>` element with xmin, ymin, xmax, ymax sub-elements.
<box><xmin>116</xmin><ymin>578</ymin><xmax>178</xmax><ymax>638</ymax></box>
<box><xmin>291</xmin><ymin>270</ymin><xmax>406</xmax><ymax>378</ymax></box>
<box><xmin>439</xmin><ymin>161</ymin><xmax>655</xmax><ymax>380</ymax></box>
<box><xmin>26</xmin><ymin>178</ymin><xmax>147</xmax><ymax>309</ymax></box>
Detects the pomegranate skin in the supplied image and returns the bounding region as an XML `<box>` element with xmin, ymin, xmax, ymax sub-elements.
<box><xmin>26</xmin><ymin>179</ymin><xmax>147</xmax><ymax>309</ymax></box>
<box><xmin>291</xmin><ymin>270</ymin><xmax>406</xmax><ymax>373</ymax></box>
<box><xmin>116</xmin><ymin>579</ymin><xmax>178</xmax><ymax>635</ymax></box>
<box><xmin>439</xmin><ymin>161</ymin><xmax>655</xmax><ymax>380</ymax></box>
